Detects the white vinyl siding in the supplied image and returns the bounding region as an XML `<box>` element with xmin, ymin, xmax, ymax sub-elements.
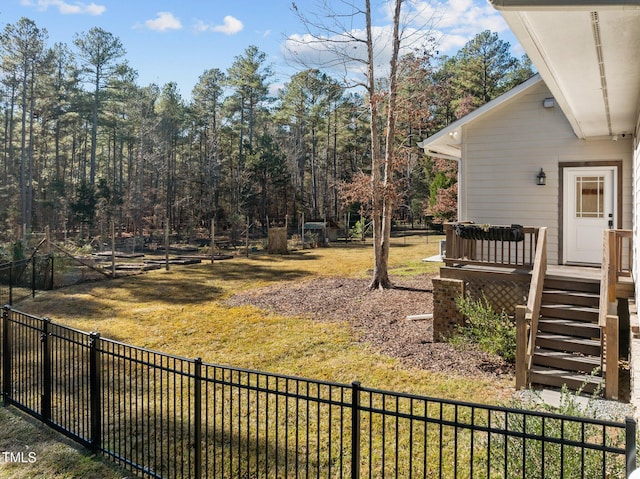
<box><xmin>459</xmin><ymin>81</ymin><xmax>633</xmax><ymax>265</ymax></box>
<box><xmin>634</xmin><ymin>115</ymin><xmax>640</xmax><ymax>300</ymax></box>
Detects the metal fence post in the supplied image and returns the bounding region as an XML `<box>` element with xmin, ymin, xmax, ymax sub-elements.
<box><xmin>8</xmin><ymin>264</ymin><xmax>13</xmax><ymax>306</ymax></box>
<box><xmin>351</xmin><ymin>381</ymin><xmax>361</xmax><ymax>479</ymax></box>
<box><xmin>194</xmin><ymin>357</ymin><xmax>202</xmax><ymax>479</ymax></box>
<box><xmin>89</xmin><ymin>332</ymin><xmax>101</xmax><ymax>452</ymax></box>
<box><xmin>31</xmin><ymin>255</ymin><xmax>36</xmax><ymax>298</ymax></box>
<box><xmin>41</xmin><ymin>317</ymin><xmax>51</xmax><ymax>423</ymax></box>
<box><xmin>626</xmin><ymin>416</ymin><xmax>637</xmax><ymax>477</ymax></box>
<box><xmin>49</xmin><ymin>254</ymin><xmax>54</xmax><ymax>290</ymax></box>
<box><xmin>2</xmin><ymin>305</ymin><xmax>11</xmax><ymax>405</ymax></box>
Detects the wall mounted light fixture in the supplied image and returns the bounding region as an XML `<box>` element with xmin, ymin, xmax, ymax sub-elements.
<box><xmin>536</xmin><ymin>168</ymin><xmax>546</xmax><ymax>186</ymax></box>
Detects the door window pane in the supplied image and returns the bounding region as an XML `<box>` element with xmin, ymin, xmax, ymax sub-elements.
<box><xmin>575</xmin><ymin>176</ymin><xmax>604</xmax><ymax>218</ymax></box>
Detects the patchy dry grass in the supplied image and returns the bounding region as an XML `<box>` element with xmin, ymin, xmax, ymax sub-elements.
<box><xmin>19</xmin><ymin>234</ymin><xmax>509</xmax><ymax>400</ymax></box>
<box><xmin>2</xmin><ymin>233</ymin><xmax>515</xmax><ymax>478</ymax></box>
<box><xmin>0</xmin><ymin>407</ymin><xmax>128</xmax><ymax>479</ymax></box>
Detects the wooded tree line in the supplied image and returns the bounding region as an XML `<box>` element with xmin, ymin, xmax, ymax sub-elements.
<box><xmin>0</xmin><ymin>17</ymin><xmax>533</xmax><ymax>242</ymax></box>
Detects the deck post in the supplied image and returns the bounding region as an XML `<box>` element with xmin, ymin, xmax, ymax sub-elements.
<box><xmin>605</xmin><ymin>314</ymin><xmax>619</xmax><ymax>400</ymax></box>
<box><xmin>515</xmin><ymin>305</ymin><xmax>528</xmax><ymax>389</ymax></box>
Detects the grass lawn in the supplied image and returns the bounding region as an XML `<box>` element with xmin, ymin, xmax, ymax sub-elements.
<box><xmin>0</xmin><ymin>407</ymin><xmax>128</xmax><ymax>479</ymax></box>
<box><xmin>20</xmin><ymin>233</ymin><xmax>513</xmax><ymax>399</ymax></box>
<box><xmin>2</xmin><ymin>232</ymin><xmax>516</xmax><ymax>478</ymax></box>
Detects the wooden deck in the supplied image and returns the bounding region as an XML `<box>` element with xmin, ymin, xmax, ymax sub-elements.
<box><xmin>547</xmin><ymin>265</ymin><xmax>601</xmax><ymax>281</ymax></box>
<box><xmin>547</xmin><ymin>265</ymin><xmax>634</xmax><ymax>298</ymax></box>
<box><xmin>441</xmin><ymin>224</ymin><xmax>634</xmax><ymax>399</ymax></box>
<box><xmin>442</xmin><ymin>263</ymin><xmax>633</xmax><ymax>298</ymax></box>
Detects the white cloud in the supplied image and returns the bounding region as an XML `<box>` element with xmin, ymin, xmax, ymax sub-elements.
<box><xmin>283</xmin><ymin>24</ymin><xmax>420</xmax><ymax>83</ymax></box>
<box><xmin>282</xmin><ymin>0</ymin><xmax>515</xmax><ymax>82</ymax></box>
<box><xmin>212</xmin><ymin>16</ymin><xmax>243</xmax><ymax>35</ymax></box>
<box><xmin>269</xmin><ymin>82</ymin><xmax>285</xmax><ymax>97</ymax></box>
<box><xmin>20</xmin><ymin>0</ymin><xmax>105</xmax><ymax>15</ymax></box>
<box><xmin>420</xmin><ymin>0</ymin><xmax>509</xmax><ymax>52</ymax></box>
<box><xmin>195</xmin><ymin>16</ymin><xmax>244</xmax><ymax>35</ymax></box>
<box><xmin>145</xmin><ymin>12</ymin><xmax>182</xmax><ymax>32</ymax></box>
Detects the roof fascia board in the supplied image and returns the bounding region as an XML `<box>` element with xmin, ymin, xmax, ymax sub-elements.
<box><xmin>491</xmin><ymin>0</ymin><xmax>640</xmax><ymax>10</ymax></box>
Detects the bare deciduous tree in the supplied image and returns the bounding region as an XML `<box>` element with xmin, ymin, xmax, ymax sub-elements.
<box><xmin>290</xmin><ymin>0</ymin><xmax>407</xmax><ymax>289</ymax></box>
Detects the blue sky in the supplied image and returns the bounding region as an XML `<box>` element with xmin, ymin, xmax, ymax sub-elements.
<box><xmin>0</xmin><ymin>0</ymin><xmax>521</xmax><ymax>98</ymax></box>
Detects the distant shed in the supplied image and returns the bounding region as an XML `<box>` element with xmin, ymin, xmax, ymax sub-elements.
<box><xmin>303</xmin><ymin>221</ymin><xmax>340</xmax><ymax>243</ymax></box>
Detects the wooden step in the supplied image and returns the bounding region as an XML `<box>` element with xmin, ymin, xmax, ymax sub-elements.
<box><xmin>539</xmin><ymin>304</ymin><xmax>599</xmax><ymax>322</ymax></box>
<box><xmin>537</xmin><ymin>318</ymin><xmax>601</xmax><ymax>339</ymax></box>
<box><xmin>532</xmin><ymin>349</ymin><xmax>601</xmax><ymax>374</ymax></box>
<box><xmin>531</xmin><ymin>273</ymin><xmax>607</xmax><ymax>395</ymax></box>
<box><xmin>543</xmin><ymin>277</ymin><xmax>600</xmax><ymax>294</ymax></box>
<box><xmin>535</xmin><ymin>334</ymin><xmax>601</xmax><ymax>356</ymax></box>
<box><xmin>542</xmin><ymin>289</ymin><xmax>600</xmax><ymax>307</ymax></box>
<box><xmin>530</xmin><ymin>366</ymin><xmax>602</xmax><ymax>394</ymax></box>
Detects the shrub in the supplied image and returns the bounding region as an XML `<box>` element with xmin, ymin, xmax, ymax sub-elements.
<box><xmin>453</xmin><ymin>294</ymin><xmax>516</xmax><ymax>362</ymax></box>
<box><xmin>304</xmin><ymin>231</ymin><xmax>319</xmax><ymax>247</ymax></box>
<box><xmin>495</xmin><ymin>382</ymin><xmax>629</xmax><ymax>479</ymax></box>
<box><xmin>350</xmin><ymin>217</ymin><xmax>370</xmax><ymax>241</ymax></box>
<box><xmin>12</xmin><ymin>239</ymin><xmax>26</xmax><ymax>261</ymax></box>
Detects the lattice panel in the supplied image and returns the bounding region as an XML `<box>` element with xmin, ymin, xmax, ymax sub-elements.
<box><xmin>465</xmin><ymin>279</ymin><xmax>529</xmax><ymax>316</ymax></box>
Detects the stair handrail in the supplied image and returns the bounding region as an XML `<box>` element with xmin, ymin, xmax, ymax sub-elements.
<box><xmin>526</xmin><ymin>227</ymin><xmax>547</xmax><ymax>369</ymax></box>
<box><xmin>599</xmin><ymin>229</ymin><xmax>615</xmax><ymax>328</ymax></box>
<box><xmin>516</xmin><ymin>227</ymin><xmax>547</xmax><ymax>389</ymax></box>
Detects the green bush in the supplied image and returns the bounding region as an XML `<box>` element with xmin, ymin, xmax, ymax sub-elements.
<box><xmin>495</xmin><ymin>383</ymin><xmax>628</xmax><ymax>478</ymax></box>
<box><xmin>453</xmin><ymin>294</ymin><xmax>516</xmax><ymax>362</ymax></box>
<box><xmin>350</xmin><ymin>217</ymin><xmax>370</xmax><ymax>241</ymax></box>
<box><xmin>12</xmin><ymin>239</ymin><xmax>26</xmax><ymax>261</ymax></box>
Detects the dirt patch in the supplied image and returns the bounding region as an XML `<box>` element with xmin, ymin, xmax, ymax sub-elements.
<box><xmin>226</xmin><ymin>274</ymin><xmax>514</xmax><ymax>380</ymax></box>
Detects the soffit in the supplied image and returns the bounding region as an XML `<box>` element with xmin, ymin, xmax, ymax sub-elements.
<box><xmin>496</xmin><ymin>4</ymin><xmax>640</xmax><ymax>139</ymax></box>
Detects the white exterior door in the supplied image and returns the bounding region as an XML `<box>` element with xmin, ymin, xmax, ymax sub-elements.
<box><xmin>563</xmin><ymin>166</ymin><xmax>617</xmax><ymax>264</ymax></box>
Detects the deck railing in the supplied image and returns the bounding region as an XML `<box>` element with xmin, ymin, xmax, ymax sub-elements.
<box><xmin>443</xmin><ymin>223</ymin><xmax>540</xmax><ymax>269</ymax></box>
<box><xmin>599</xmin><ymin>229</ymin><xmax>633</xmax><ymax>400</ymax></box>
<box><xmin>515</xmin><ymin>227</ymin><xmax>547</xmax><ymax>390</ymax></box>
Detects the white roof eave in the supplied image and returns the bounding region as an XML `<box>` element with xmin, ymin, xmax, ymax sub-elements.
<box><xmin>492</xmin><ymin>0</ymin><xmax>640</xmax><ymax>10</ymax></box>
<box><xmin>492</xmin><ymin>2</ymin><xmax>640</xmax><ymax>139</ymax></box>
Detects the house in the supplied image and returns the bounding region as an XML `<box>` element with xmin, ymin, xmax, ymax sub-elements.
<box><xmin>419</xmin><ymin>0</ymin><xmax>640</xmax><ymax>399</ymax></box>
<box><xmin>418</xmin><ymin>74</ymin><xmax>633</xmax><ymax>266</ymax></box>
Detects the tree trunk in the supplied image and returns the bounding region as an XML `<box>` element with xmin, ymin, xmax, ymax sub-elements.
<box><xmin>369</xmin><ymin>0</ymin><xmax>402</xmax><ymax>290</ymax></box>
<box><xmin>366</xmin><ymin>0</ymin><xmax>390</xmax><ymax>290</ymax></box>
<box><xmin>27</xmin><ymin>64</ymin><xmax>37</xmax><ymax>231</ymax></box>
<box><xmin>90</xmin><ymin>69</ymin><xmax>100</xmax><ymax>186</ymax></box>
<box><xmin>20</xmin><ymin>63</ymin><xmax>28</xmax><ymax>234</ymax></box>
<box><xmin>311</xmin><ymin>126</ymin><xmax>318</xmax><ymax>218</ymax></box>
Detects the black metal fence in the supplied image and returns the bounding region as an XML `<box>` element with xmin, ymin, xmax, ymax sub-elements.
<box><xmin>0</xmin><ymin>256</ymin><xmax>54</xmax><ymax>305</ymax></box>
<box><xmin>1</xmin><ymin>306</ymin><xmax>637</xmax><ymax>478</ymax></box>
